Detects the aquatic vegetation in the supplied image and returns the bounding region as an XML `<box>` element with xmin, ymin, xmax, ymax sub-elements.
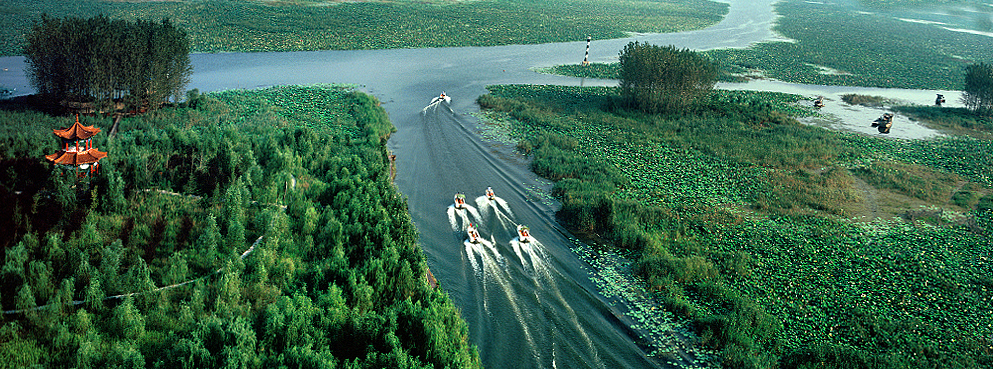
<box><xmin>479</xmin><ymin>84</ymin><xmax>993</xmax><ymax>368</ymax></box>
<box><xmin>705</xmin><ymin>0</ymin><xmax>993</xmax><ymax>90</ymax></box>
<box><xmin>570</xmin><ymin>239</ymin><xmax>718</xmax><ymax>367</ymax></box>
<box><xmin>0</xmin><ymin>0</ymin><xmax>727</xmax><ymax>55</ymax></box>
<box><xmin>840</xmin><ymin>94</ymin><xmax>895</xmax><ymax>107</ymax></box>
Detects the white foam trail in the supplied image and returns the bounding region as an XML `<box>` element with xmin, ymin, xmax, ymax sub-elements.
<box><xmin>465</xmin><ymin>241</ymin><xmax>482</xmax><ymax>277</ymax></box>
<box><xmin>465</xmin><ymin>235</ymin><xmax>540</xmax><ymax>362</ymax></box>
<box><xmin>522</xmin><ymin>237</ymin><xmax>606</xmax><ymax>368</ymax></box>
<box><xmin>512</xmin><ymin>239</ymin><xmax>532</xmax><ymax>273</ymax></box>
<box><xmin>422</xmin><ymin>100</ymin><xmax>454</xmax><ymax>114</ymax></box>
<box><xmin>476</xmin><ymin>196</ymin><xmax>516</xmax><ymax>229</ymax></box>
<box><xmin>447</xmin><ymin>204</ymin><xmax>482</xmax><ymax>231</ymax></box>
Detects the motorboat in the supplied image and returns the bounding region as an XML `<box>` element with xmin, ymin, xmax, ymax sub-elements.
<box><xmin>466</xmin><ymin>223</ymin><xmax>481</xmax><ymax>243</ymax></box>
<box><xmin>431</xmin><ymin>92</ymin><xmax>451</xmax><ymax>104</ymax></box>
<box><xmin>517</xmin><ymin>225</ymin><xmax>531</xmax><ymax>243</ymax></box>
<box><xmin>872</xmin><ymin>113</ymin><xmax>893</xmax><ymax>134</ymax></box>
<box><xmin>485</xmin><ymin>186</ymin><xmax>495</xmax><ymax>200</ymax></box>
<box><xmin>454</xmin><ymin>193</ymin><xmax>466</xmax><ymax>209</ymax></box>
<box><xmin>813</xmin><ymin>96</ymin><xmax>825</xmax><ymax>108</ymax></box>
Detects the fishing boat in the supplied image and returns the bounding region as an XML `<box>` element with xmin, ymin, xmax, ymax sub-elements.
<box><xmin>466</xmin><ymin>223</ymin><xmax>481</xmax><ymax>243</ymax></box>
<box><xmin>431</xmin><ymin>92</ymin><xmax>451</xmax><ymax>104</ymax></box>
<box><xmin>517</xmin><ymin>224</ymin><xmax>531</xmax><ymax>243</ymax></box>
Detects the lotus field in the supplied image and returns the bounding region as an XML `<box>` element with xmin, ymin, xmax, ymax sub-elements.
<box><xmin>0</xmin><ymin>0</ymin><xmax>726</xmax><ymax>55</ymax></box>
<box><xmin>478</xmin><ymin>84</ymin><xmax>993</xmax><ymax>367</ymax></box>
<box><xmin>209</xmin><ymin>84</ymin><xmax>365</xmax><ymax>138</ymax></box>
<box><xmin>704</xmin><ymin>0</ymin><xmax>993</xmax><ymax>90</ymax></box>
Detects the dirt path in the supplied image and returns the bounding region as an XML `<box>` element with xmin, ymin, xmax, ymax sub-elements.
<box><xmin>852</xmin><ymin>175</ymin><xmax>880</xmax><ymax>220</ymax></box>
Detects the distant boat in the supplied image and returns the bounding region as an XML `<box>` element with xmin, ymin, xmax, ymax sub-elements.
<box><xmin>485</xmin><ymin>186</ymin><xmax>495</xmax><ymax>200</ymax></box>
<box><xmin>431</xmin><ymin>92</ymin><xmax>451</xmax><ymax>104</ymax></box>
<box><xmin>454</xmin><ymin>192</ymin><xmax>466</xmax><ymax>209</ymax></box>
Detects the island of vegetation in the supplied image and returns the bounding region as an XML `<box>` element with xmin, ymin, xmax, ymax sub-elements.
<box><xmin>477</xmin><ymin>41</ymin><xmax>992</xmax><ymax>368</ymax></box>
<box><xmin>0</xmin><ymin>15</ymin><xmax>481</xmax><ymax>368</ymax></box>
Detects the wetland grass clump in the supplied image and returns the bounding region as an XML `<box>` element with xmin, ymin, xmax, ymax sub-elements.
<box><xmin>893</xmin><ymin>105</ymin><xmax>993</xmax><ymax>137</ymax></box>
<box><xmin>479</xmin><ymin>84</ymin><xmax>993</xmax><ymax>368</ymax></box>
<box><xmin>840</xmin><ymin>94</ymin><xmax>891</xmax><ymax>107</ymax></box>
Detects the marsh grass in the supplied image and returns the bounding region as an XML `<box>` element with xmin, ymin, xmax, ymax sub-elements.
<box><xmin>479</xmin><ymin>84</ymin><xmax>993</xmax><ymax>368</ymax></box>
<box><xmin>894</xmin><ymin>105</ymin><xmax>993</xmax><ymax>138</ymax></box>
<box><xmin>852</xmin><ymin>160</ymin><xmax>961</xmax><ymax>204</ymax></box>
<box><xmin>840</xmin><ymin>94</ymin><xmax>894</xmax><ymax>107</ymax></box>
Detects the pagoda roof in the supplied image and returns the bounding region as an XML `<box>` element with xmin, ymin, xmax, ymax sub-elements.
<box><xmin>45</xmin><ymin>148</ymin><xmax>108</xmax><ymax>166</ymax></box>
<box><xmin>53</xmin><ymin>115</ymin><xmax>101</xmax><ymax>140</ymax></box>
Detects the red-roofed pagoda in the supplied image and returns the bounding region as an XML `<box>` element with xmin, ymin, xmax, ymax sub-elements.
<box><xmin>45</xmin><ymin>115</ymin><xmax>108</xmax><ymax>176</ymax></box>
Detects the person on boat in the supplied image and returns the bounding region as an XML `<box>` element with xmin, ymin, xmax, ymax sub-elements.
<box><xmin>814</xmin><ymin>96</ymin><xmax>825</xmax><ymax>108</ymax></box>
<box><xmin>875</xmin><ymin>113</ymin><xmax>893</xmax><ymax>134</ymax></box>
<box><xmin>431</xmin><ymin>92</ymin><xmax>451</xmax><ymax>104</ymax></box>
<box><xmin>871</xmin><ymin>113</ymin><xmax>892</xmax><ymax>127</ymax></box>
<box><xmin>517</xmin><ymin>225</ymin><xmax>531</xmax><ymax>243</ymax></box>
<box><xmin>935</xmin><ymin>94</ymin><xmax>945</xmax><ymax>106</ymax></box>
<box><xmin>485</xmin><ymin>186</ymin><xmax>495</xmax><ymax>200</ymax></box>
<box><xmin>454</xmin><ymin>193</ymin><xmax>466</xmax><ymax>209</ymax></box>
<box><xmin>466</xmin><ymin>223</ymin><xmax>480</xmax><ymax>243</ymax></box>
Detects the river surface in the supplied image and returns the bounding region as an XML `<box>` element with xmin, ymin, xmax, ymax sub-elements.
<box><xmin>0</xmin><ymin>0</ymin><xmax>964</xmax><ymax>367</ymax></box>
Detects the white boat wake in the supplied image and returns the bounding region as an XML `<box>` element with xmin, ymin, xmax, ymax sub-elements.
<box><xmin>447</xmin><ymin>204</ymin><xmax>482</xmax><ymax>231</ymax></box>
<box><xmin>476</xmin><ymin>195</ymin><xmax>515</xmax><ymax>228</ymax></box>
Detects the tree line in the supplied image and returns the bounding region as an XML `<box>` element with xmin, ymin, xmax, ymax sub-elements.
<box><xmin>23</xmin><ymin>15</ymin><xmax>192</xmax><ymax>113</ymax></box>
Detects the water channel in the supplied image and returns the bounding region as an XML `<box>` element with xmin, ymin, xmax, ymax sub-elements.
<box><xmin>0</xmin><ymin>0</ymin><xmax>966</xmax><ymax>367</ymax></box>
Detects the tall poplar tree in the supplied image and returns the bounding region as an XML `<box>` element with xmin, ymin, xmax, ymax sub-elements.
<box><xmin>962</xmin><ymin>62</ymin><xmax>993</xmax><ymax>114</ymax></box>
<box><xmin>618</xmin><ymin>42</ymin><xmax>718</xmax><ymax>113</ymax></box>
<box><xmin>23</xmin><ymin>15</ymin><xmax>192</xmax><ymax>113</ymax></box>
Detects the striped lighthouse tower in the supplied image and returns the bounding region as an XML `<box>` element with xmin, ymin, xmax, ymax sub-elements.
<box><xmin>583</xmin><ymin>36</ymin><xmax>591</xmax><ymax>66</ymax></box>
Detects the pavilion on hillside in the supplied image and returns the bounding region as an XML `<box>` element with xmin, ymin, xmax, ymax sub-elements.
<box><xmin>45</xmin><ymin>115</ymin><xmax>108</xmax><ymax>176</ymax></box>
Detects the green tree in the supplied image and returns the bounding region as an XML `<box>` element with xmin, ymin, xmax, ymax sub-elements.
<box><xmin>962</xmin><ymin>62</ymin><xmax>993</xmax><ymax>114</ymax></box>
<box><xmin>618</xmin><ymin>42</ymin><xmax>718</xmax><ymax>113</ymax></box>
<box><xmin>23</xmin><ymin>15</ymin><xmax>192</xmax><ymax>112</ymax></box>
<box><xmin>112</xmin><ymin>297</ymin><xmax>145</xmax><ymax>341</ymax></box>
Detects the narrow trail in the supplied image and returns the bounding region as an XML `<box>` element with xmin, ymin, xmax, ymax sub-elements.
<box><xmin>853</xmin><ymin>176</ymin><xmax>881</xmax><ymax>220</ymax></box>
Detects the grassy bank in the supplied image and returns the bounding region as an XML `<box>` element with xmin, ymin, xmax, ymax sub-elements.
<box><xmin>0</xmin><ymin>0</ymin><xmax>726</xmax><ymax>56</ymax></box>
<box><xmin>477</xmin><ymin>84</ymin><xmax>992</xmax><ymax>368</ymax></box>
<box><xmin>0</xmin><ymin>85</ymin><xmax>480</xmax><ymax>368</ymax></box>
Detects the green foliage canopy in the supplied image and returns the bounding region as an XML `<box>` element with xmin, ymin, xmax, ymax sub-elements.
<box><xmin>0</xmin><ymin>85</ymin><xmax>481</xmax><ymax>368</ymax></box>
<box><xmin>618</xmin><ymin>42</ymin><xmax>718</xmax><ymax>113</ymax></box>
<box><xmin>963</xmin><ymin>62</ymin><xmax>993</xmax><ymax>114</ymax></box>
<box><xmin>23</xmin><ymin>15</ymin><xmax>192</xmax><ymax>112</ymax></box>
